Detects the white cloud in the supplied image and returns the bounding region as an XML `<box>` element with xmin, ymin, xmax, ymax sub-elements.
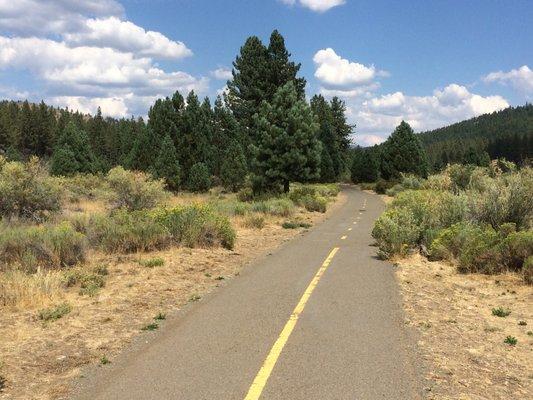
<box><xmin>313</xmin><ymin>48</ymin><xmax>380</xmax><ymax>87</ymax></box>
<box><xmin>0</xmin><ymin>36</ymin><xmax>208</xmax><ymax>116</ymax></box>
<box><xmin>0</xmin><ymin>0</ymin><xmax>124</xmax><ymax>36</ymax></box>
<box><xmin>0</xmin><ymin>1</ymin><xmax>205</xmax><ymax>117</ymax></box>
<box><xmin>280</xmin><ymin>0</ymin><xmax>345</xmax><ymax>13</ymax></box>
<box><xmin>63</xmin><ymin>17</ymin><xmax>192</xmax><ymax>59</ymax></box>
<box><xmin>210</xmin><ymin>67</ymin><xmax>233</xmax><ymax>80</ymax></box>
<box><xmin>483</xmin><ymin>65</ymin><xmax>533</xmax><ymax>96</ymax></box>
<box><xmin>350</xmin><ymin>84</ymin><xmax>509</xmax><ymax>143</ymax></box>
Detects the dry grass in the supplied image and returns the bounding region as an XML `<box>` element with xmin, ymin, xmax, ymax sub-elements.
<box><xmin>0</xmin><ymin>192</ymin><xmax>345</xmax><ymax>400</ymax></box>
<box><xmin>395</xmin><ymin>254</ymin><xmax>533</xmax><ymax>399</ymax></box>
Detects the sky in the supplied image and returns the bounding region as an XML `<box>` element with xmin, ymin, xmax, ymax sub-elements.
<box><xmin>0</xmin><ymin>0</ymin><xmax>531</xmax><ymax>145</ymax></box>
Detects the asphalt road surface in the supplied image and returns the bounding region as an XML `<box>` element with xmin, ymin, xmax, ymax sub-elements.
<box><xmin>73</xmin><ymin>186</ymin><xmax>422</xmax><ymax>400</ymax></box>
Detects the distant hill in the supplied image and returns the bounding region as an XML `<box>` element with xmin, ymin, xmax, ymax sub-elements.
<box><xmin>418</xmin><ymin>104</ymin><xmax>533</xmax><ymax>169</ymax></box>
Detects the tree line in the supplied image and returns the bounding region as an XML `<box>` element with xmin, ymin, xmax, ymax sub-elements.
<box><xmin>418</xmin><ymin>104</ymin><xmax>533</xmax><ymax>170</ymax></box>
<box><xmin>0</xmin><ymin>30</ymin><xmax>352</xmax><ymax>193</ymax></box>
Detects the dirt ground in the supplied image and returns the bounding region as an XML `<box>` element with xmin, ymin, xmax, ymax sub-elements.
<box><xmin>0</xmin><ymin>195</ymin><xmax>345</xmax><ymax>400</ymax></box>
<box><xmin>395</xmin><ymin>254</ymin><xmax>533</xmax><ymax>399</ymax></box>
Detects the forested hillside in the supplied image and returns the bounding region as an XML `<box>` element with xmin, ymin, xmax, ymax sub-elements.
<box><xmin>418</xmin><ymin>104</ymin><xmax>533</xmax><ymax>169</ymax></box>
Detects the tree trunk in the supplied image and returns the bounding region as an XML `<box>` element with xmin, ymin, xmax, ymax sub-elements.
<box><xmin>283</xmin><ymin>180</ymin><xmax>290</xmax><ymax>193</ymax></box>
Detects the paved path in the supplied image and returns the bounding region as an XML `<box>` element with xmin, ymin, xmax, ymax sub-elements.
<box><xmin>74</xmin><ymin>187</ymin><xmax>422</xmax><ymax>400</ymax></box>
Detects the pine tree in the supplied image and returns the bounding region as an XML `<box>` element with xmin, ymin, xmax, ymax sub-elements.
<box><xmin>227</xmin><ymin>36</ymin><xmax>271</xmax><ymax>137</ymax></box>
<box><xmin>380</xmin><ymin>121</ymin><xmax>428</xmax><ymax>180</ymax></box>
<box><xmin>351</xmin><ymin>147</ymin><xmax>380</xmax><ymax>183</ymax></box>
<box><xmin>187</xmin><ymin>162</ymin><xmax>211</xmax><ymax>192</ymax></box>
<box><xmin>310</xmin><ymin>95</ymin><xmax>343</xmax><ymax>181</ymax></box>
<box><xmin>220</xmin><ymin>140</ymin><xmax>247</xmax><ymax>191</ymax></box>
<box><xmin>212</xmin><ymin>96</ymin><xmax>242</xmax><ymax>177</ymax></box>
<box><xmin>152</xmin><ymin>134</ymin><xmax>182</xmax><ymax>191</ymax></box>
<box><xmin>227</xmin><ymin>30</ymin><xmax>307</xmax><ymax>155</ymax></box>
<box><xmin>250</xmin><ymin>82</ymin><xmax>321</xmax><ymax>193</ymax></box>
<box><xmin>267</xmin><ymin>30</ymin><xmax>306</xmax><ymax>100</ymax></box>
<box><xmin>50</xmin><ymin>122</ymin><xmax>99</xmax><ymax>176</ymax></box>
<box><xmin>126</xmin><ymin>126</ymin><xmax>161</xmax><ymax>171</ymax></box>
<box><xmin>319</xmin><ymin>145</ymin><xmax>336</xmax><ymax>183</ymax></box>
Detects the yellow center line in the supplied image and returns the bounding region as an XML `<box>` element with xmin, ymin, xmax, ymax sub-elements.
<box><xmin>243</xmin><ymin>247</ymin><xmax>340</xmax><ymax>400</ymax></box>
<box><xmin>341</xmin><ymin>235</ymin><xmax>347</xmax><ymax>240</ymax></box>
<box><xmin>348</xmin><ymin>228</ymin><xmax>353</xmax><ymax>231</ymax></box>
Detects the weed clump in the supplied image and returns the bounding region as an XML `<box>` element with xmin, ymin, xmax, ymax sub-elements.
<box><xmin>492</xmin><ymin>307</ymin><xmax>511</xmax><ymax>318</ymax></box>
<box><xmin>38</xmin><ymin>302</ymin><xmax>71</xmax><ymax>321</ymax></box>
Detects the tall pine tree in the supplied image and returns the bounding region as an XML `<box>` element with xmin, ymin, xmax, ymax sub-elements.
<box><xmin>250</xmin><ymin>82</ymin><xmax>321</xmax><ymax>193</ymax></box>
<box><xmin>381</xmin><ymin>121</ymin><xmax>428</xmax><ymax>180</ymax></box>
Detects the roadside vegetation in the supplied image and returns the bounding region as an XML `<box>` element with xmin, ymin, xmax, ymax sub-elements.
<box><xmin>370</xmin><ymin>161</ymin><xmax>532</xmax><ymax>283</ymax></box>
<box><xmin>0</xmin><ymin>156</ymin><xmax>339</xmax><ymax>310</ymax></box>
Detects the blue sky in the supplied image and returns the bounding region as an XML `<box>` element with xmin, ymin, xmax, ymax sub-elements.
<box><xmin>0</xmin><ymin>0</ymin><xmax>531</xmax><ymax>144</ymax></box>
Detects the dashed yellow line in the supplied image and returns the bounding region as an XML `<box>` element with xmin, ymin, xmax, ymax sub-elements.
<box><xmin>341</xmin><ymin>235</ymin><xmax>347</xmax><ymax>240</ymax></box>
<box><xmin>348</xmin><ymin>228</ymin><xmax>353</xmax><ymax>231</ymax></box>
<box><xmin>243</xmin><ymin>247</ymin><xmax>340</xmax><ymax>400</ymax></box>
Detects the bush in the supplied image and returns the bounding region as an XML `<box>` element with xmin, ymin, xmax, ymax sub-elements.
<box><xmin>421</xmin><ymin>174</ymin><xmax>452</xmax><ymax>191</ymax></box>
<box><xmin>60</xmin><ymin>173</ymin><xmax>109</xmax><ymax>201</ymax></box>
<box><xmin>457</xmin><ymin>225</ymin><xmax>501</xmax><ymax>274</ymax></box>
<box><xmin>154</xmin><ymin>205</ymin><xmax>235</xmax><ymax>250</ymax></box>
<box><xmin>523</xmin><ymin>256</ymin><xmax>533</xmax><ymax>285</ymax></box>
<box><xmin>374</xmin><ymin>179</ymin><xmax>395</xmax><ymax>194</ymax></box>
<box><xmin>429</xmin><ymin>223</ymin><xmax>480</xmax><ymax>261</ymax></box>
<box><xmin>372</xmin><ymin>208</ymin><xmax>421</xmax><ymax>258</ymax></box>
<box><xmin>0</xmin><ymin>157</ymin><xmax>63</xmax><ymax>221</ymax></box>
<box><xmin>236</xmin><ymin>187</ymin><xmax>254</xmax><ymax>202</ymax></box>
<box><xmin>187</xmin><ymin>162</ymin><xmax>211</xmax><ymax>193</ymax></box>
<box><xmin>0</xmin><ymin>222</ymin><xmax>87</xmax><ymax>272</ymax></box>
<box><xmin>38</xmin><ymin>302</ymin><xmax>71</xmax><ymax>321</ymax></box>
<box><xmin>251</xmin><ymin>198</ymin><xmax>295</xmax><ymax>217</ymax></box>
<box><xmin>301</xmin><ymin>195</ymin><xmax>327</xmax><ymax>213</ymax></box>
<box><xmin>468</xmin><ymin>169</ymin><xmax>533</xmax><ymax>229</ymax></box>
<box><xmin>88</xmin><ymin>210</ymin><xmax>171</xmax><ymax>253</ymax></box>
<box><xmin>244</xmin><ymin>215</ymin><xmax>265</xmax><ymax>229</ymax></box>
<box><xmin>500</xmin><ymin>230</ymin><xmax>533</xmax><ymax>271</ymax></box>
<box><xmin>282</xmin><ymin>221</ymin><xmax>312</xmax><ymax>229</ymax></box>
<box><xmin>446</xmin><ymin>164</ymin><xmax>474</xmax><ymax>193</ymax></box>
<box><xmin>106</xmin><ymin>167</ymin><xmax>167</xmax><ymax>211</ymax></box>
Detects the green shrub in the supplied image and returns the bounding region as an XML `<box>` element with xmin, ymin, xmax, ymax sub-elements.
<box><xmin>374</xmin><ymin>179</ymin><xmax>394</xmax><ymax>194</ymax></box>
<box><xmin>0</xmin><ymin>222</ymin><xmax>86</xmax><ymax>272</ymax></box>
<box><xmin>251</xmin><ymin>198</ymin><xmax>295</xmax><ymax>217</ymax></box>
<box><xmin>429</xmin><ymin>223</ymin><xmax>480</xmax><ymax>261</ymax></box>
<box><xmin>301</xmin><ymin>195</ymin><xmax>327</xmax><ymax>213</ymax></box>
<box><xmin>282</xmin><ymin>221</ymin><xmax>312</xmax><ymax>229</ymax></box>
<box><xmin>468</xmin><ymin>169</ymin><xmax>533</xmax><ymax>229</ymax></box>
<box><xmin>289</xmin><ymin>185</ymin><xmax>317</xmax><ymax>204</ymax></box>
<box><xmin>313</xmin><ymin>183</ymin><xmax>340</xmax><ymax>197</ymax></box>
<box><xmin>0</xmin><ymin>157</ymin><xmax>63</xmax><ymax>221</ymax></box>
<box><xmin>523</xmin><ymin>256</ymin><xmax>533</xmax><ymax>285</ymax></box>
<box><xmin>38</xmin><ymin>302</ymin><xmax>71</xmax><ymax>321</ymax></box>
<box><xmin>88</xmin><ymin>210</ymin><xmax>170</xmax><ymax>253</ymax></box>
<box><xmin>372</xmin><ymin>208</ymin><xmax>421</xmax><ymax>258</ymax></box>
<box><xmin>138</xmin><ymin>258</ymin><xmax>165</xmax><ymax>268</ymax></box>
<box><xmin>106</xmin><ymin>166</ymin><xmax>167</xmax><ymax>211</ymax></box>
<box><xmin>504</xmin><ymin>336</ymin><xmax>517</xmax><ymax>346</ymax></box>
<box><xmin>492</xmin><ymin>307</ymin><xmax>511</xmax><ymax>317</ymax></box>
<box><xmin>446</xmin><ymin>164</ymin><xmax>474</xmax><ymax>193</ymax></box>
<box><xmin>236</xmin><ymin>187</ymin><xmax>254</xmax><ymax>202</ymax></box>
<box><xmin>244</xmin><ymin>215</ymin><xmax>265</xmax><ymax>229</ymax></box>
<box><xmin>457</xmin><ymin>225</ymin><xmax>502</xmax><ymax>274</ymax></box>
<box><xmin>359</xmin><ymin>182</ymin><xmax>376</xmax><ymax>191</ymax></box>
<box><xmin>421</xmin><ymin>173</ymin><xmax>452</xmax><ymax>191</ymax></box>
<box><xmin>60</xmin><ymin>173</ymin><xmax>108</xmax><ymax>201</ymax></box>
<box><xmin>187</xmin><ymin>162</ymin><xmax>211</xmax><ymax>193</ymax></box>
<box><xmin>500</xmin><ymin>230</ymin><xmax>533</xmax><ymax>271</ymax></box>
<box><xmin>154</xmin><ymin>205</ymin><xmax>235</xmax><ymax>250</ymax></box>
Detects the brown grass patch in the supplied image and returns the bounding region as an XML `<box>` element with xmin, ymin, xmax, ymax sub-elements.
<box><xmin>395</xmin><ymin>253</ymin><xmax>533</xmax><ymax>399</ymax></box>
